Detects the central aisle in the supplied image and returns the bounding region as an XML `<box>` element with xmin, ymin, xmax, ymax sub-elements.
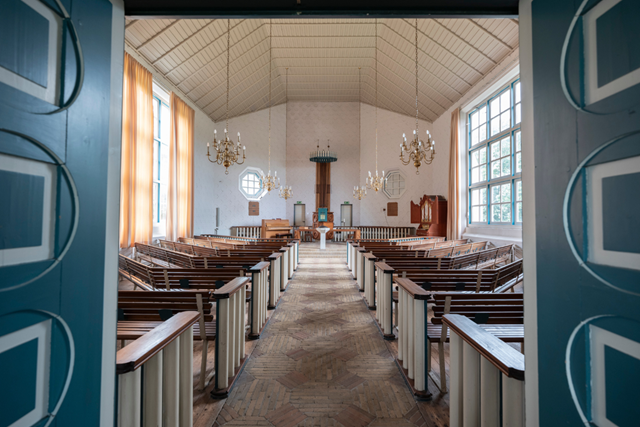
<box><xmin>213</xmin><ymin>242</ymin><xmax>426</xmax><ymax>426</ymax></box>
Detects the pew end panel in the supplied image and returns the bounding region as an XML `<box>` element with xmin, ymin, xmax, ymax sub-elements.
<box><xmin>211</xmin><ymin>277</ymin><xmax>250</xmax><ymax>398</ymax></box>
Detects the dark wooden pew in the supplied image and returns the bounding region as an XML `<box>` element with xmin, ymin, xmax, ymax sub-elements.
<box><xmin>427</xmin><ymin>292</ymin><xmax>524</xmax><ymax>392</ymax></box>
<box><xmin>394</xmin><ymin>259</ymin><xmax>524</xmax><ymax>294</ymax></box>
<box><xmin>118</xmin><ymin>289</ymin><xmax>216</xmax><ymax>389</ymax></box>
<box><xmin>119</xmin><ymin>255</ymin><xmax>247</xmax><ymax>291</ymax></box>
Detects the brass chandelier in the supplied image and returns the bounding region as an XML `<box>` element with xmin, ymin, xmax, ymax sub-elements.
<box><xmin>279</xmin><ymin>185</ymin><xmax>293</xmax><ymax>200</ymax></box>
<box><xmin>207</xmin><ymin>19</ymin><xmax>246</xmax><ymax>175</ymax></box>
<box><xmin>353</xmin><ymin>185</ymin><xmax>367</xmax><ymax>201</ymax></box>
<box><xmin>279</xmin><ymin>68</ymin><xmax>293</xmax><ymax>200</ymax></box>
<box><xmin>366</xmin><ymin>20</ymin><xmax>384</xmax><ymax>192</ymax></box>
<box><xmin>400</xmin><ymin>19</ymin><xmax>436</xmax><ymax>175</ymax></box>
<box><xmin>261</xmin><ymin>20</ymin><xmax>280</xmax><ymax>193</ymax></box>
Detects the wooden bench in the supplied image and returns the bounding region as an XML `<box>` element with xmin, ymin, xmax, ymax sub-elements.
<box><xmin>428</xmin><ymin>292</ymin><xmax>524</xmax><ymax>392</ymax></box>
<box><xmin>118</xmin><ymin>289</ymin><xmax>216</xmax><ymax>389</ymax></box>
<box><xmin>119</xmin><ymin>255</ymin><xmax>249</xmax><ymax>292</ymax></box>
<box><xmin>379</xmin><ymin>245</ymin><xmax>514</xmax><ymax>270</ymax></box>
<box><xmin>357</xmin><ymin>241</ymin><xmax>488</xmax><ymax>261</ymax></box>
<box><xmin>136</xmin><ymin>242</ymin><xmax>267</xmax><ymax>269</ymax></box>
<box><xmin>161</xmin><ymin>239</ymin><xmax>298</xmax><ymax>283</ymax></box>
<box><xmin>116</xmin><ymin>311</ymin><xmax>200</xmax><ymax>423</ymax></box>
<box><xmin>394</xmin><ymin>259</ymin><xmax>524</xmax><ymax>294</ymax></box>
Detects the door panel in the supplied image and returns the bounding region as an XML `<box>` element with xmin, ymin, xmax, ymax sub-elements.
<box><xmin>340</xmin><ymin>204</ymin><xmax>352</xmax><ymax>227</ymax></box>
<box><xmin>0</xmin><ymin>0</ymin><xmax>120</xmax><ymax>425</ymax></box>
<box><xmin>294</xmin><ymin>204</ymin><xmax>306</xmax><ymax>226</ymax></box>
<box><xmin>531</xmin><ymin>0</ymin><xmax>640</xmax><ymax>424</ymax></box>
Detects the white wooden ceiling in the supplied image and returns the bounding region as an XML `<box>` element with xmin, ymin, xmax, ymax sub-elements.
<box><xmin>125</xmin><ymin>18</ymin><xmax>518</xmax><ymax>123</ymax></box>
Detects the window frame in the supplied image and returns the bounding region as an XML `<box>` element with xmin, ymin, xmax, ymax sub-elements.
<box><xmin>467</xmin><ymin>78</ymin><xmax>522</xmax><ymax>226</ymax></box>
<box><xmin>152</xmin><ymin>95</ymin><xmax>170</xmax><ymax>226</ymax></box>
<box><xmin>238</xmin><ymin>166</ymin><xmax>267</xmax><ymax>201</ymax></box>
<box><xmin>382</xmin><ymin>170</ymin><xmax>407</xmax><ymax>199</ymax></box>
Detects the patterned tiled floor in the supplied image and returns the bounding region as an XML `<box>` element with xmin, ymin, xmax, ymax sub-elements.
<box><xmin>213</xmin><ymin>243</ymin><xmax>426</xmax><ymax>426</ymax></box>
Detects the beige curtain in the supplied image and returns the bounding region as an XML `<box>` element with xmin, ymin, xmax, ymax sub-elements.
<box><xmin>119</xmin><ymin>53</ymin><xmax>154</xmax><ymax>248</ymax></box>
<box><xmin>166</xmin><ymin>92</ymin><xmax>195</xmax><ymax>241</ymax></box>
<box><xmin>447</xmin><ymin>108</ymin><xmax>460</xmax><ymax>241</ymax></box>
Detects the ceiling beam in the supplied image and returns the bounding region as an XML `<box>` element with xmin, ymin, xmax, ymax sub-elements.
<box><xmin>465</xmin><ymin>19</ymin><xmax>514</xmax><ymax>50</ymax></box>
<box><xmin>381</xmin><ymin>21</ymin><xmax>473</xmax><ymax>87</ymax></box>
<box><xmin>135</xmin><ymin>20</ymin><xmax>181</xmax><ymax>50</ymax></box>
<box><xmin>424</xmin><ymin>19</ymin><xmax>497</xmax><ymax>65</ymax></box>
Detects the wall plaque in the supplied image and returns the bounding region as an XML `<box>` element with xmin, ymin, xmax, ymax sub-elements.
<box><xmin>387</xmin><ymin>202</ymin><xmax>398</xmax><ymax>217</ymax></box>
<box><xmin>249</xmin><ymin>201</ymin><xmax>259</xmax><ymax>216</ymax></box>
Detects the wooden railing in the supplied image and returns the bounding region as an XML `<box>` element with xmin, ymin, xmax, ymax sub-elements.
<box><xmin>332</xmin><ymin>226</ymin><xmax>416</xmax><ymax>241</ymax></box>
<box><xmin>443</xmin><ymin>314</ymin><xmax>525</xmax><ymax>427</ymax></box>
<box><xmin>358</xmin><ymin>226</ymin><xmax>416</xmax><ymax>239</ymax></box>
<box><xmin>229</xmin><ymin>225</ymin><xmax>416</xmax><ymax>241</ymax></box>
<box><xmin>212</xmin><ymin>277</ymin><xmax>250</xmax><ymax>398</ymax></box>
<box><xmin>200</xmin><ymin>233</ymin><xmax>289</xmax><ymax>243</ymax></box>
<box><xmin>117</xmin><ymin>311</ymin><xmax>199</xmax><ymax>427</ymax></box>
<box><xmin>230</xmin><ymin>226</ymin><xmax>262</xmax><ymax>238</ymax></box>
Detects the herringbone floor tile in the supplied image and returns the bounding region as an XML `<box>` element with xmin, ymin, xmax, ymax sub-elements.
<box><xmin>213</xmin><ymin>242</ymin><xmax>427</xmax><ymax>426</ymax></box>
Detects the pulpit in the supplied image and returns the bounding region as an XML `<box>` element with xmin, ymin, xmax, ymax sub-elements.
<box><xmin>312</xmin><ymin>210</ymin><xmax>334</xmax><ymax>240</ymax></box>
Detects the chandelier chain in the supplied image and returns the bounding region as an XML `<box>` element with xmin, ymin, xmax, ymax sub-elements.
<box><xmin>375</xmin><ymin>18</ymin><xmax>378</xmax><ymax>172</ymax></box>
<box><xmin>206</xmin><ymin>19</ymin><xmax>246</xmax><ymax>175</ymax></box>
<box><xmin>268</xmin><ymin>19</ymin><xmax>271</xmax><ymax>172</ymax></box>
<box><xmin>279</xmin><ymin>66</ymin><xmax>291</xmax><ymax>200</ymax></box>
<box><xmin>226</xmin><ymin>19</ymin><xmax>230</xmax><ymax>132</ymax></box>
<box><xmin>415</xmin><ymin>18</ymin><xmax>418</xmax><ymax>134</ymax></box>
<box><xmin>398</xmin><ymin>18</ymin><xmax>435</xmax><ymax>174</ymax></box>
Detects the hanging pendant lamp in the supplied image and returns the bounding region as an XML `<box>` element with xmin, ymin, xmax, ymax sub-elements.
<box><xmin>206</xmin><ymin>19</ymin><xmax>247</xmax><ymax>175</ymax></box>
<box><xmin>399</xmin><ymin>19</ymin><xmax>436</xmax><ymax>174</ymax></box>
<box><xmin>366</xmin><ymin>19</ymin><xmax>384</xmax><ymax>192</ymax></box>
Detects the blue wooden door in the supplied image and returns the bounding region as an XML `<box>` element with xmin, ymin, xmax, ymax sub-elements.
<box><xmin>0</xmin><ymin>0</ymin><xmax>122</xmax><ymax>425</ymax></box>
<box><xmin>531</xmin><ymin>0</ymin><xmax>640</xmax><ymax>425</ymax></box>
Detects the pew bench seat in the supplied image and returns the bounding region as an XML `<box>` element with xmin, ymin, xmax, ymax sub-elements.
<box><xmin>117</xmin><ymin>320</ymin><xmax>218</xmax><ymax>341</ymax></box>
<box><xmin>426</xmin><ymin>324</ymin><xmax>524</xmax><ymax>343</ymax></box>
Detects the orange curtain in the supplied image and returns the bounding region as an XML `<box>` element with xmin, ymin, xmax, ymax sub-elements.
<box><xmin>447</xmin><ymin>108</ymin><xmax>460</xmax><ymax>241</ymax></box>
<box><xmin>166</xmin><ymin>92</ymin><xmax>195</xmax><ymax>240</ymax></box>
<box><xmin>119</xmin><ymin>53</ymin><xmax>154</xmax><ymax>248</ymax></box>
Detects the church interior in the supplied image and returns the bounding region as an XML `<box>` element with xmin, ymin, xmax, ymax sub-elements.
<box><xmin>3</xmin><ymin>1</ymin><xmax>640</xmax><ymax>426</ymax></box>
<box><xmin>117</xmin><ymin>16</ymin><xmax>523</xmax><ymax>426</ymax></box>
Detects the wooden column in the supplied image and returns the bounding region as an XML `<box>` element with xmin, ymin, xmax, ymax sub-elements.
<box><xmin>315</xmin><ymin>162</ymin><xmax>331</xmax><ymax>211</ymax></box>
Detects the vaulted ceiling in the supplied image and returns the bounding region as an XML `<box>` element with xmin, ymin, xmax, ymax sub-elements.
<box><xmin>125</xmin><ymin>18</ymin><xmax>518</xmax><ymax>123</ymax></box>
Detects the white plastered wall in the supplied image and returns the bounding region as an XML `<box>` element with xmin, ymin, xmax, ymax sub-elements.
<box><xmin>358</xmin><ymin>104</ymin><xmax>439</xmax><ymax>226</ymax></box>
<box><xmin>285</xmin><ymin>101</ymin><xmax>361</xmax><ymax>226</ymax></box>
<box><xmin>208</xmin><ymin>105</ymin><xmax>287</xmax><ymax>235</ymax></box>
